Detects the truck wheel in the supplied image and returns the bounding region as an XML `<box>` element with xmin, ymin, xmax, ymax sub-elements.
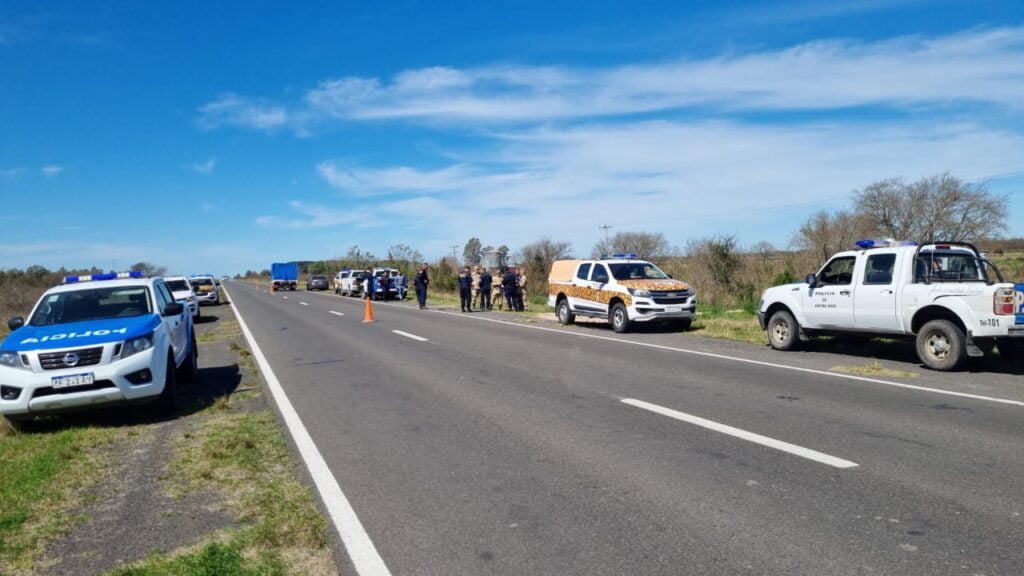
<box><xmin>179</xmin><ymin>335</ymin><xmax>199</xmax><ymax>384</ymax></box>
<box><xmin>767</xmin><ymin>310</ymin><xmax>800</xmax><ymax>351</ymax></box>
<box><xmin>557</xmin><ymin>299</ymin><xmax>575</xmax><ymax>325</ymax></box>
<box><xmin>610</xmin><ymin>303</ymin><xmax>631</xmax><ymax>333</ymax></box>
<box><xmin>154</xmin><ymin>353</ymin><xmax>178</xmax><ymax>414</ymax></box>
<box><xmin>916</xmin><ymin>319</ymin><xmax>966</xmax><ymax>371</ymax></box>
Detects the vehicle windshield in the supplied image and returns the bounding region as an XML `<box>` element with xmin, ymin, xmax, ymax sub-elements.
<box><xmin>191</xmin><ymin>278</ymin><xmax>214</xmax><ymax>287</ymax></box>
<box><xmin>311</xmin><ymin>275</ymin><xmax>326</xmax><ymax>280</ymax></box>
<box><xmin>166</xmin><ymin>280</ymin><xmax>190</xmax><ymax>292</ymax></box>
<box><xmin>608</xmin><ymin>262</ymin><xmax>669</xmax><ymax>280</ymax></box>
<box><xmin>915</xmin><ymin>251</ymin><xmax>988</xmax><ymax>283</ymax></box>
<box><xmin>29</xmin><ymin>286</ymin><xmax>153</xmax><ymax>326</ymax></box>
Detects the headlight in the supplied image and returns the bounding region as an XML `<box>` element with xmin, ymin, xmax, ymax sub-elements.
<box><xmin>0</xmin><ymin>350</ymin><xmax>19</xmax><ymax>367</ymax></box>
<box><xmin>629</xmin><ymin>288</ymin><xmax>652</xmax><ymax>298</ymax></box>
<box><xmin>120</xmin><ymin>333</ymin><xmax>154</xmax><ymax>360</ymax></box>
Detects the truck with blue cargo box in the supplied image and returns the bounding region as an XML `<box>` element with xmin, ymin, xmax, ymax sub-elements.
<box><xmin>271</xmin><ymin>262</ymin><xmax>299</xmax><ymax>292</ymax></box>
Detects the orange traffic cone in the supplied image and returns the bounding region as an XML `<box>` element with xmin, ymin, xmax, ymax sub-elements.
<box><xmin>362</xmin><ymin>296</ymin><xmax>375</xmax><ymax>323</ymax></box>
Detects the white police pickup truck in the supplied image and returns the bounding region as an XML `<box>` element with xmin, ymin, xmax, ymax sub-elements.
<box><xmin>758</xmin><ymin>240</ymin><xmax>1024</xmax><ymax>371</ymax></box>
<box><xmin>0</xmin><ymin>272</ymin><xmax>197</xmax><ymax>426</ymax></box>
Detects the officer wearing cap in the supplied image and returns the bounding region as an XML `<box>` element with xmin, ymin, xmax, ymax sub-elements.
<box><xmin>458</xmin><ymin>266</ymin><xmax>473</xmax><ymax>312</ymax></box>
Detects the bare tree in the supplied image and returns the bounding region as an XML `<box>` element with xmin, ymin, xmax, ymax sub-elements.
<box><xmin>854</xmin><ymin>173</ymin><xmax>1007</xmax><ymax>242</ymax></box>
<box><xmin>130</xmin><ymin>262</ymin><xmax>168</xmax><ymax>277</ymax></box>
<box><xmin>516</xmin><ymin>238</ymin><xmax>573</xmax><ymax>300</ymax></box>
<box><xmin>592</xmin><ymin>231</ymin><xmax>672</xmax><ymax>260</ymax></box>
<box><xmin>387</xmin><ymin>244</ymin><xmax>424</xmax><ymax>276</ymax></box>
<box><xmin>793</xmin><ymin>209</ymin><xmax>872</xmax><ymax>267</ymax></box>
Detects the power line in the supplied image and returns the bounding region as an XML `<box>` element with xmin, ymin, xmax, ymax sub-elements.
<box><xmin>599</xmin><ymin>224</ymin><xmax>612</xmax><ymax>243</ymax></box>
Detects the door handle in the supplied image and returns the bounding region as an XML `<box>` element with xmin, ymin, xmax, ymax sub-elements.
<box><xmin>839</xmin><ymin>290</ymin><xmax>851</xmax><ymax>296</ymax></box>
<box><xmin>881</xmin><ymin>289</ymin><xmax>893</xmax><ymax>295</ymax></box>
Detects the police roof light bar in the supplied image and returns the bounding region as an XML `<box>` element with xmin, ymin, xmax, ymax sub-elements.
<box><xmin>63</xmin><ymin>271</ymin><xmax>145</xmax><ymax>284</ymax></box>
<box><xmin>855</xmin><ymin>239</ymin><xmax>918</xmax><ymax>249</ymax></box>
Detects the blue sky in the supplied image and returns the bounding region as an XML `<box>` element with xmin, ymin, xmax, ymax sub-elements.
<box><xmin>2</xmin><ymin>0</ymin><xmax>1024</xmax><ymax>275</ymax></box>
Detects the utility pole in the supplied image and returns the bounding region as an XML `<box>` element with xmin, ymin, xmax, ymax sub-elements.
<box><xmin>450</xmin><ymin>245</ymin><xmax>460</xmax><ymax>272</ymax></box>
<box><xmin>599</xmin><ymin>224</ymin><xmax>612</xmax><ymax>244</ymax></box>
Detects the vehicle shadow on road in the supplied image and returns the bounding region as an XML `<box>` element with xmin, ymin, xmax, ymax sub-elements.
<box><xmin>11</xmin><ymin>363</ymin><xmax>244</xmax><ymax>434</ymax></box>
<box><xmin>799</xmin><ymin>337</ymin><xmax>1024</xmax><ymax>376</ymax></box>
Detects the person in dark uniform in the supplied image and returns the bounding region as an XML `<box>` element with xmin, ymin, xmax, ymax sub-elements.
<box><xmin>501</xmin><ymin>266</ymin><xmax>519</xmax><ymax>311</ymax></box>
<box><xmin>380</xmin><ymin>270</ymin><xmax>392</xmax><ymax>301</ymax></box>
<box><xmin>458</xmin><ymin>266</ymin><xmax>473</xmax><ymax>312</ymax></box>
<box><xmin>414</xmin><ymin>263</ymin><xmax>429</xmax><ymax>309</ymax></box>
<box><xmin>478</xmin><ymin>267</ymin><xmax>493</xmax><ymax>310</ymax></box>
<box><xmin>360</xmin><ymin>269</ymin><xmax>374</xmax><ymax>299</ymax></box>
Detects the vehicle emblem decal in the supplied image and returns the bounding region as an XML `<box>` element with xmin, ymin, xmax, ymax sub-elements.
<box><xmin>63</xmin><ymin>352</ymin><xmax>80</xmax><ymax>367</ymax></box>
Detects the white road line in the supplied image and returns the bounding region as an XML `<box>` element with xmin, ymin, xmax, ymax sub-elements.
<box><xmin>330</xmin><ymin>310</ymin><xmax>345</xmax><ymax>317</ymax></box>
<box><xmin>222</xmin><ymin>284</ymin><xmax>392</xmax><ymax>576</ymax></box>
<box><xmin>392</xmin><ymin>330</ymin><xmax>428</xmax><ymax>342</ymax></box>
<box><xmin>300</xmin><ymin>301</ymin><xmax>309</xmax><ymax>306</ymax></box>
<box><xmin>409</xmin><ymin>307</ymin><xmax>1024</xmax><ymax>408</ymax></box>
<box><xmin>282</xmin><ymin>295</ymin><xmax>289</xmax><ymax>299</ymax></box>
<box><xmin>622</xmin><ymin>398</ymin><xmax>859</xmax><ymax>469</ymax></box>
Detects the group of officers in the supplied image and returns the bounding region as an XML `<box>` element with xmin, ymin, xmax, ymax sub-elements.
<box><xmin>408</xmin><ymin>263</ymin><xmax>528</xmax><ymax>312</ymax></box>
<box><xmin>457</xmin><ymin>265</ymin><xmax>528</xmax><ymax>313</ymax></box>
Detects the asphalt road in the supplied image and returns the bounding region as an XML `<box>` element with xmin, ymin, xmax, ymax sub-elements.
<box><xmin>225</xmin><ymin>281</ymin><xmax>1024</xmax><ymax>576</ymax></box>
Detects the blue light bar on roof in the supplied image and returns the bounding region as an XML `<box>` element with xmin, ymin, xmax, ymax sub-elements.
<box><xmin>189</xmin><ymin>273</ymin><xmax>214</xmax><ymax>278</ymax></box>
<box><xmin>855</xmin><ymin>239</ymin><xmax>917</xmax><ymax>249</ymax></box>
<box><xmin>612</xmin><ymin>253</ymin><xmax>639</xmax><ymax>259</ymax></box>
<box><xmin>63</xmin><ymin>271</ymin><xmax>144</xmax><ymax>284</ymax></box>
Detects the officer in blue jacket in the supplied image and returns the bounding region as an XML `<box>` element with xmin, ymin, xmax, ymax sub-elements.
<box><xmin>478</xmin><ymin>267</ymin><xmax>493</xmax><ymax>310</ymax></box>
<box><xmin>457</xmin><ymin>266</ymin><xmax>473</xmax><ymax>312</ymax></box>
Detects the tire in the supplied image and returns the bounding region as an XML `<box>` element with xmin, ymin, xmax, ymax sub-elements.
<box><xmin>767</xmin><ymin>310</ymin><xmax>800</xmax><ymax>351</ymax></box>
<box><xmin>916</xmin><ymin>319</ymin><xmax>966</xmax><ymax>371</ymax></box>
<box><xmin>610</xmin><ymin>303</ymin><xmax>631</xmax><ymax>333</ymax></box>
<box><xmin>154</xmin><ymin>353</ymin><xmax>178</xmax><ymax>414</ymax></box>
<box><xmin>556</xmin><ymin>299</ymin><xmax>575</xmax><ymax>325</ymax></box>
<box><xmin>179</xmin><ymin>335</ymin><xmax>199</xmax><ymax>383</ymax></box>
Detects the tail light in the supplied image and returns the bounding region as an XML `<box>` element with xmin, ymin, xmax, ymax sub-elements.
<box><xmin>994</xmin><ymin>288</ymin><xmax>1015</xmax><ymax>315</ymax></box>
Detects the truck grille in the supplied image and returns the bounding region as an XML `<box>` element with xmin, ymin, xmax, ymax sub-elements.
<box><xmin>38</xmin><ymin>347</ymin><xmax>104</xmax><ymax>371</ymax></box>
<box><xmin>652</xmin><ymin>296</ymin><xmax>691</xmax><ymax>305</ymax></box>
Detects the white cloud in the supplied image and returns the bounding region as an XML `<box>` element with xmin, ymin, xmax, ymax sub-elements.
<box><xmin>41</xmin><ymin>165</ymin><xmax>65</xmax><ymax>177</ymax></box>
<box><xmin>311</xmin><ymin>119</ymin><xmax>1024</xmax><ymax>251</ymax></box>
<box><xmin>198</xmin><ymin>93</ymin><xmax>289</xmax><ymax>130</ymax></box>
<box><xmin>201</xmin><ymin>27</ymin><xmax>1024</xmax><ymax>130</ymax></box>
<box><xmin>255</xmin><ymin>201</ymin><xmax>371</xmax><ymax>229</ymax></box>
<box><xmin>1</xmin><ymin>167</ymin><xmax>27</xmax><ymax>178</ymax></box>
<box><xmin>192</xmin><ymin>158</ymin><xmax>217</xmax><ymax>174</ymax></box>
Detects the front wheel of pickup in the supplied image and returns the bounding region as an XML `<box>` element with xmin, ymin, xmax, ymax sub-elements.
<box><xmin>556</xmin><ymin>299</ymin><xmax>575</xmax><ymax>325</ymax></box>
<box><xmin>610</xmin><ymin>303</ymin><xmax>631</xmax><ymax>333</ymax></box>
<box><xmin>154</xmin><ymin>353</ymin><xmax>179</xmax><ymax>414</ymax></box>
<box><xmin>916</xmin><ymin>319</ymin><xmax>966</xmax><ymax>371</ymax></box>
<box><xmin>767</xmin><ymin>310</ymin><xmax>800</xmax><ymax>351</ymax></box>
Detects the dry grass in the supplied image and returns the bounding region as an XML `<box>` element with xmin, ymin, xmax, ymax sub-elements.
<box><xmin>830</xmin><ymin>361</ymin><xmax>919</xmax><ymax>378</ymax></box>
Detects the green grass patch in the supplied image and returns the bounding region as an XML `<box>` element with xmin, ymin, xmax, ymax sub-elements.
<box><xmin>108</xmin><ymin>540</ymin><xmax>286</xmax><ymax>576</ymax></box>
<box><xmin>691</xmin><ymin>305</ymin><xmax>763</xmax><ymax>344</ymax></box>
<box><xmin>0</xmin><ymin>425</ymin><xmax>117</xmax><ymax>575</ymax></box>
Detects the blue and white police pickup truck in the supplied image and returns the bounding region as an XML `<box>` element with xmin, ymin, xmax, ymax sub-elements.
<box><xmin>758</xmin><ymin>240</ymin><xmax>1023</xmax><ymax>371</ymax></box>
<box><xmin>0</xmin><ymin>272</ymin><xmax>197</xmax><ymax>426</ymax></box>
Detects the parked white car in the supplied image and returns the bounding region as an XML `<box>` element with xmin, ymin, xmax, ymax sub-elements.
<box><xmin>165</xmin><ymin>276</ymin><xmax>200</xmax><ymax>319</ymax></box>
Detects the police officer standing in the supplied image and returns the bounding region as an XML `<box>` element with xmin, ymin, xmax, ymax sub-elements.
<box><xmin>501</xmin><ymin>266</ymin><xmax>519</xmax><ymax>311</ymax></box>
<box><xmin>478</xmin><ymin>267</ymin><xmax>493</xmax><ymax>310</ymax></box>
<box><xmin>458</xmin><ymin>266</ymin><xmax>473</xmax><ymax>312</ymax></box>
<box><xmin>380</xmin><ymin>270</ymin><xmax>392</xmax><ymax>302</ymax></box>
<box><xmin>414</xmin><ymin>263</ymin><xmax>429</xmax><ymax>309</ymax></box>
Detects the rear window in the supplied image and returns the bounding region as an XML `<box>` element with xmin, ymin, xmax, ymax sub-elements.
<box><xmin>166</xmin><ymin>280</ymin><xmax>190</xmax><ymax>291</ymax></box>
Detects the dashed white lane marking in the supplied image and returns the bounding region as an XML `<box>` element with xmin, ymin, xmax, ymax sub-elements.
<box><xmin>299</xmin><ymin>290</ymin><xmax>1024</xmax><ymax>409</ymax></box>
<box><xmin>392</xmin><ymin>330</ymin><xmax>428</xmax><ymax>342</ymax></box>
<box><xmin>222</xmin><ymin>284</ymin><xmax>392</xmax><ymax>576</ymax></box>
<box><xmin>330</xmin><ymin>310</ymin><xmax>345</xmax><ymax>316</ymax></box>
<box><xmin>300</xmin><ymin>301</ymin><xmax>309</xmax><ymax>306</ymax></box>
<box><xmin>282</xmin><ymin>296</ymin><xmax>289</xmax><ymax>299</ymax></box>
<box><xmin>622</xmin><ymin>398</ymin><xmax>859</xmax><ymax>469</ymax></box>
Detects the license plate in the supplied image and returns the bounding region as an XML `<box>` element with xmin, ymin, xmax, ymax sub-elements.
<box><xmin>667</xmin><ymin>306</ymin><xmax>682</xmax><ymax>313</ymax></box>
<box><xmin>51</xmin><ymin>373</ymin><xmax>95</xmax><ymax>389</ymax></box>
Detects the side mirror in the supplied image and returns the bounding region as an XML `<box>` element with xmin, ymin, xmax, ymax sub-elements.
<box><xmin>163</xmin><ymin>302</ymin><xmax>184</xmax><ymax>316</ymax></box>
<box><xmin>805</xmin><ymin>273</ymin><xmax>817</xmax><ymax>287</ymax></box>
<box><xmin>7</xmin><ymin>317</ymin><xmax>24</xmax><ymax>331</ymax></box>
